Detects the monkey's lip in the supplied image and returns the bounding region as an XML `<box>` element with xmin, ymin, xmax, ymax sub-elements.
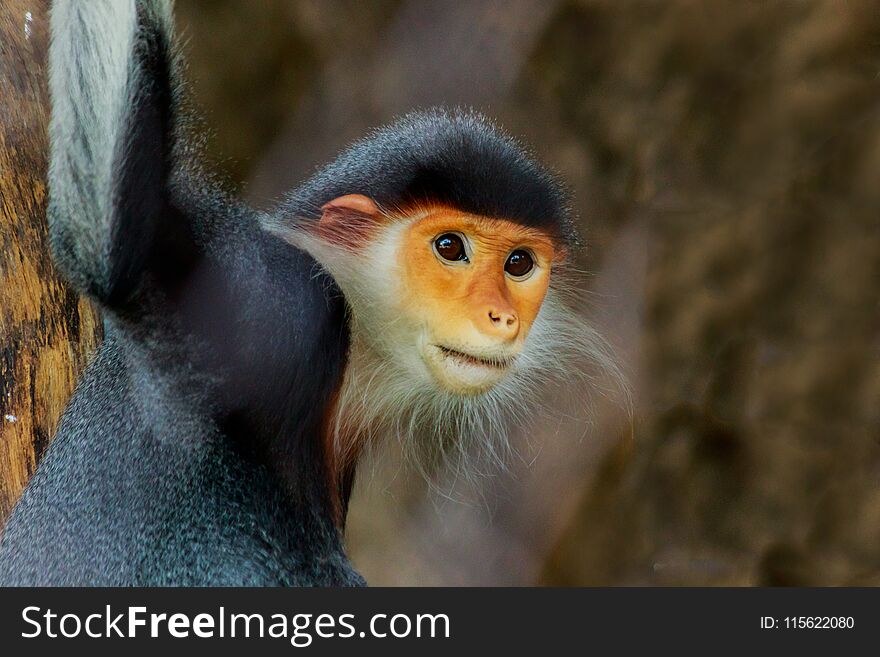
<box><xmin>423</xmin><ymin>344</ymin><xmax>516</xmax><ymax>394</ymax></box>
<box><xmin>434</xmin><ymin>345</ymin><xmax>515</xmax><ymax>370</ymax></box>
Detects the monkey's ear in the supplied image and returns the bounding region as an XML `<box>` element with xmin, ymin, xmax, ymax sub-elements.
<box><xmin>320</xmin><ymin>194</ymin><xmax>379</xmax><ymax>218</ymax></box>
<box><xmin>314</xmin><ymin>195</ymin><xmax>381</xmax><ymax>249</ymax></box>
<box><xmin>48</xmin><ymin>0</ymin><xmax>185</xmax><ymax>307</ymax></box>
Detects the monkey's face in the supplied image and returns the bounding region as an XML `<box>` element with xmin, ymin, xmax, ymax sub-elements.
<box><xmin>274</xmin><ymin>194</ymin><xmax>559</xmax><ymax>396</ymax></box>
<box><xmin>397</xmin><ymin>210</ymin><xmax>555</xmax><ymax>394</ymax></box>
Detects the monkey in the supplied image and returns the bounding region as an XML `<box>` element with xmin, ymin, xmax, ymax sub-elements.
<box><xmin>0</xmin><ymin>0</ymin><xmax>620</xmax><ymax>585</ymax></box>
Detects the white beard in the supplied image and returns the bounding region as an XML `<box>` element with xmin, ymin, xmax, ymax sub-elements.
<box><xmin>264</xmin><ymin>218</ymin><xmax>628</xmax><ymax>481</ymax></box>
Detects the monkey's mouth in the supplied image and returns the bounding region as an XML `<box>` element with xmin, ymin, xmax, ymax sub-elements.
<box><xmin>435</xmin><ymin>345</ymin><xmax>514</xmax><ymax>370</ymax></box>
<box><xmin>423</xmin><ymin>344</ymin><xmax>516</xmax><ymax>394</ymax></box>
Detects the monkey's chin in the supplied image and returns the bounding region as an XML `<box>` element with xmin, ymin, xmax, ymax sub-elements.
<box><xmin>422</xmin><ymin>344</ymin><xmax>513</xmax><ymax>395</ymax></box>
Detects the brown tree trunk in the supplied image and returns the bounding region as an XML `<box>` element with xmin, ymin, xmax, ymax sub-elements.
<box><xmin>0</xmin><ymin>0</ymin><xmax>101</xmax><ymax>525</ymax></box>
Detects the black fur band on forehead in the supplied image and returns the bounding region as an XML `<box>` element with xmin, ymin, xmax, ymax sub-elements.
<box><xmin>276</xmin><ymin>109</ymin><xmax>578</xmax><ymax>246</ymax></box>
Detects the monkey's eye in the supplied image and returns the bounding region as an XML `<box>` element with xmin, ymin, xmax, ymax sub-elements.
<box><xmin>434</xmin><ymin>233</ymin><xmax>468</xmax><ymax>262</ymax></box>
<box><xmin>505</xmin><ymin>250</ymin><xmax>535</xmax><ymax>278</ymax></box>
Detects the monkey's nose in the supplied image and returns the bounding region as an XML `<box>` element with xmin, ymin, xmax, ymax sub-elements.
<box><xmin>485</xmin><ymin>308</ymin><xmax>519</xmax><ymax>339</ymax></box>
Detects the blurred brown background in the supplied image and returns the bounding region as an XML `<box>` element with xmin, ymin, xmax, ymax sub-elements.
<box><xmin>170</xmin><ymin>0</ymin><xmax>880</xmax><ymax>585</ymax></box>
<box><xmin>3</xmin><ymin>0</ymin><xmax>879</xmax><ymax>585</ymax></box>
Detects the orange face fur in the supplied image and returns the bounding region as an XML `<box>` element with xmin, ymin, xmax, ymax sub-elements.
<box><xmin>398</xmin><ymin>209</ymin><xmax>556</xmax><ymax>392</ymax></box>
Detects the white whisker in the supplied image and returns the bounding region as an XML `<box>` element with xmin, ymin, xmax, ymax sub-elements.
<box><xmin>266</xmin><ymin>218</ymin><xmax>630</xmax><ymax>491</ymax></box>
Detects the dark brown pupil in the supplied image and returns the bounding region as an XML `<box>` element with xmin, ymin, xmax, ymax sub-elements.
<box><xmin>505</xmin><ymin>250</ymin><xmax>534</xmax><ymax>277</ymax></box>
<box><xmin>435</xmin><ymin>234</ymin><xmax>466</xmax><ymax>261</ymax></box>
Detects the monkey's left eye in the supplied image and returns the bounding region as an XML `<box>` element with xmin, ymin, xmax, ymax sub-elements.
<box><xmin>505</xmin><ymin>250</ymin><xmax>535</xmax><ymax>278</ymax></box>
<box><xmin>434</xmin><ymin>233</ymin><xmax>468</xmax><ymax>262</ymax></box>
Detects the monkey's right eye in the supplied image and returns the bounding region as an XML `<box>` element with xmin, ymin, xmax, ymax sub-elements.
<box><xmin>434</xmin><ymin>234</ymin><xmax>468</xmax><ymax>262</ymax></box>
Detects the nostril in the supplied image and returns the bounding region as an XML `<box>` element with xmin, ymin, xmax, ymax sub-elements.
<box><xmin>488</xmin><ymin>310</ymin><xmax>518</xmax><ymax>332</ymax></box>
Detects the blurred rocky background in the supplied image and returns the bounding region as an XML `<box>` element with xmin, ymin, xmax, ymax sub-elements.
<box><xmin>3</xmin><ymin>0</ymin><xmax>877</xmax><ymax>585</ymax></box>
<box><xmin>176</xmin><ymin>0</ymin><xmax>880</xmax><ymax>586</ymax></box>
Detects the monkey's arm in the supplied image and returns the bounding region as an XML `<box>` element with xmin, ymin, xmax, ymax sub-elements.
<box><xmin>47</xmin><ymin>0</ymin><xmax>180</xmax><ymax>305</ymax></box>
